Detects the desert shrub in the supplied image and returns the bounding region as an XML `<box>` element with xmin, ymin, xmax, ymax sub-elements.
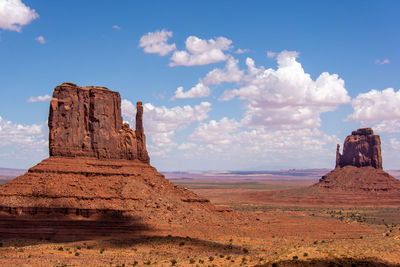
<box><xmin>132</xmin><ymin>261</ymin><xmax>138</xmax><ymax>266</ymax></box>
<box><xmin>313</xmin><ymin>241</ymin><xmax>318</xmax><ymax>245</ymax></box>
<box><xmin>58</xmin><ymin>247</ymin><xmax>63</xmax><ymax>251</ymax></box>
<box><xmin>292</xmin><ymin>255</ymin><xmax>298</xmax><ymax>260</ymax></box>
<box><xmin>74</xmin><ymin>252</ymin><xmax>80</xmax><ymax>256</ymax></box>
<box><xmin>209</xmin><ymin>256</ymin><xmax>214</xmax><ymax>261</ymax></box>
<box><xmin>76</xmin><ymin>246</ymin><xmax>81</xmax><ymax>250</ymax></box>
<box><xmin>226</xmin><ymin>256</ymin><xmax>231</xmax><ymax>260</ymax></box>
<box><xmin>272</xmin><ymin>263</ymin><xmax>278</xmax><ymax>267</ymax></box>
<box><xmin>179</xmin><ymin>241</ymin><xmax>185</xmax><ymax>246</ymax></box>
<box><xmin>303</xmin><ymin>252</ymin><xmax>308</xmax><ymax>257</ymax></box>
<box><xmin>144</xmin><ymin>260</ymin><xmax>151</xmax><ymax>265</ymax></box>
<box><xmin>219</xmin><ymin>254</ymin><xmax>224</xmax><ymax>258</ymax></box>
<box><xmin>100</xmin><ymin>248</ymin><xmax>105</xmax><ymax>254</ymax></box>
<box><xmin>171</xmin><ymin>259</ymin><xmax>177</xmax><ymax>265</ymax></box>
<box><xmin>189</xmin><ymin>258</ymin><xmax>195</xmax><ymax>264</ymax></box>
<box><xmin>0</xmin><ymin>242</ymin><xmax>3</xmax><ymax>247</ymax></box>
<box><xmin>243</xmin><ymin>248</ymin><xmax>249</xmax><ymax>253</ymax></box>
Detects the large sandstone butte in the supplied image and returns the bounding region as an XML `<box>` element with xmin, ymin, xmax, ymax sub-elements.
<box><xmin>0</xmin><ymin>83</ymin><xmax>234</xmax><ymax>240</ymax></box>
<box><xmin>247</xmin><ymin>128</ymin><xmax>400</xmax><ymax>206</ymax></box>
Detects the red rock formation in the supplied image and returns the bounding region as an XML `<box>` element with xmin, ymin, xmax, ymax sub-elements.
<box><xmin>0</xmin><ymin>83</ymin><xmax>232</xmax><ymax>240</ymax></box>
<box><xmin>49</xmin><ymin>82</ymin><xmax>149</xmax><ymax>163</ymax></box>
<box><xmin>336</xmin><ymin>128</ymin><xmax>382</xmax><ymax>169</ymax></box>
<box><xmin>310</xmin><ymin>127</ymin><xmax>400</xmax><ymax>200</ymax></box>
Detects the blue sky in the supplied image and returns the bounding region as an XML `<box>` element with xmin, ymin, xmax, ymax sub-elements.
<box><xmin>0</xmin><ymin>0</ymin><xmax>399</xmax><ymax>171</ymax></box>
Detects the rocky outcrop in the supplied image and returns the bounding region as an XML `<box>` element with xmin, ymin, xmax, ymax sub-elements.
<box><xmin>336</xmin><ymin>128</ymin><xmax>382</xmax><ymax>169</ymax></box>
<box><xmin>49</xmin><ymin>82</ymin><xmax>149</xmax><ymax>163</ymax></box>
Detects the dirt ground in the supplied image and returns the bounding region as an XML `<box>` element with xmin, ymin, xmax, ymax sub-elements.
<box><xmin>1</xmin><ymin>176</ymin><xmax>400</xmax><ymax>266</ymax></box>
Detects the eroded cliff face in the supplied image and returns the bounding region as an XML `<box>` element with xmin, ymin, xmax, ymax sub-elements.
<box><xmin>48</xmin><ymin>82</ymin><xmax>149</xmax><ymax>163</ymax></box>
<box><xmin>335</xmin><ymin>128</ymin><xmax>382</xmax><ymax>169</ymax></box>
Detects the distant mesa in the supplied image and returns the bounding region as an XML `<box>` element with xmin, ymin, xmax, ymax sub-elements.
<box><xmin>0</xmin><ymin>82</ymin><xmax>229</xmax><ymax>240</ymax></box>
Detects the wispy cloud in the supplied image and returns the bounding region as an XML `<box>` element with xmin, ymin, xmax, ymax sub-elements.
<box><xmin>35</xmin><ymin>35</ymin><xmax>45</xmax><ymax>44</ymax></box>
<box><xmin>375</xmin><ymin>58</ymin><xmax>390</xmax><ymax>65</ymax></box>
<box><xmin>112</xmin><ymin>25</ymin><xmax>120</xmax><ymax>30</ymax></box>
<box><xmin>266</xmin><ymin>51</ymin><xmax>276</xmax><ymax>58</ymax></box>
<box><xmin>27</xmin><ymin>94</ymin><xmax>51</xmax><ymax>103</ymax></box>
<box><xmin>235</xmin><ymin>48</ymin><xmax>248</xmax><ymax>54</ymax></box>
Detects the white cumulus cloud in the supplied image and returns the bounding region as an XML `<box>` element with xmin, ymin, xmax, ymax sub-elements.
<box><xmin>139</xmin><ymin>29</ymin><xmax>176</xmax><ymax>56</ymax></box>
<box><xmin>348</xmin><ymin>88</ymin><xmax>400</xmax><ymax>132</ymax></box>
<box><xmin>203</xmin><ymin>56</ymin><xmax>244</xmax><ymax>85</ymax></box>
<box><xmin>220</xmin><ymin>50</ymin><xmax>350</xmax><ymax>129</ymax></box>
<box><xmin>190</xmin><ymin>117</ymin><xmax>240</xmax><ymax>146</ymax></box>
<box><xmin>0</xmin><ymin>0</ymin><xmax>39</xmax><ymax>32</ymax></box>
<box><xmin>172</xmin><ymin>83</ymin><xmax>211</xmax><ymax>99</ymax></box>
<box><xmin>188</xmin><ymin>116</ymin><xmax>340</xmax><ymax>168</ymax></box>
<box><xmin>27</xmin><ymin>94</ymin><xmax>51</xmax><ymax>103</ymax></box>
<box><xmin>169</xmin><ymin>36</ymin><xmax>232</xmax><ymax>66</ymax></box>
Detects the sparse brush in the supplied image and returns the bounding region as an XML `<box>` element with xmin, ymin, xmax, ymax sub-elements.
<box><xmin>171</xmin><ymin>259</ymin><xmax>177</xmax><ymax>265</ymax></box>
<box><xmin>189</xmin><ymin>258</ymin><xmax>195</xmax><ymax>264</ymax></box>
<box><xmin>209</xmin><ymin>256</ymin><xmax>214</xmax><ymax>261</ymax></box>
<box><xmin>58</xmin><ymin>247</ymin><xmax>63</xmax><ymax>251</ymax></box>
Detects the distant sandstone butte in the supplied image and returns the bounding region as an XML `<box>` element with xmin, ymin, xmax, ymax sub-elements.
<box><xmin>49</xmin><ymin>82</ymin><xmax>150</xmax><ymax>163</ymax></box>
<box><xmin>250</xmin><ymin>128</ymin><xmax>400</xmax><ymax>206</ymax></box>
<box><xmin>316</xmin><ymin>127</ymin><xmax>400</xmax><ymax>193</ymax></box>
<box><xmin>0</xmin><ymin>83</ymin><xmax>230</xmax><ymax>241</ymax></box>
<box><xmin>335</xmin><ymin>127</ymin><xmax>382</xmax><ymax>169</ymax></box>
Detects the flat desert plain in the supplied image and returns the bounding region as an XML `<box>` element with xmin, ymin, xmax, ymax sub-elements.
<box><xmin>1</xmin><ymin>170</ymin><xmax>400</xmax><ymax>266</ymax></box>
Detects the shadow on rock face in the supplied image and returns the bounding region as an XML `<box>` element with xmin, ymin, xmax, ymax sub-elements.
<box><xmin>255</xmin><ymin>257</ymin><xmax>400</xmax><ymax>267</ymax></box>
<box><xmin>0</xmin><ymin>210</ymin><xmax>151</xmax><ymax>243</ymax></box>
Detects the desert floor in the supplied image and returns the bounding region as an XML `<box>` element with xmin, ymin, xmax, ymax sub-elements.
<box><xmin>1</xmin><ymin>173</ymin><xmax>400</xmax><ymax>266</ymax></box>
